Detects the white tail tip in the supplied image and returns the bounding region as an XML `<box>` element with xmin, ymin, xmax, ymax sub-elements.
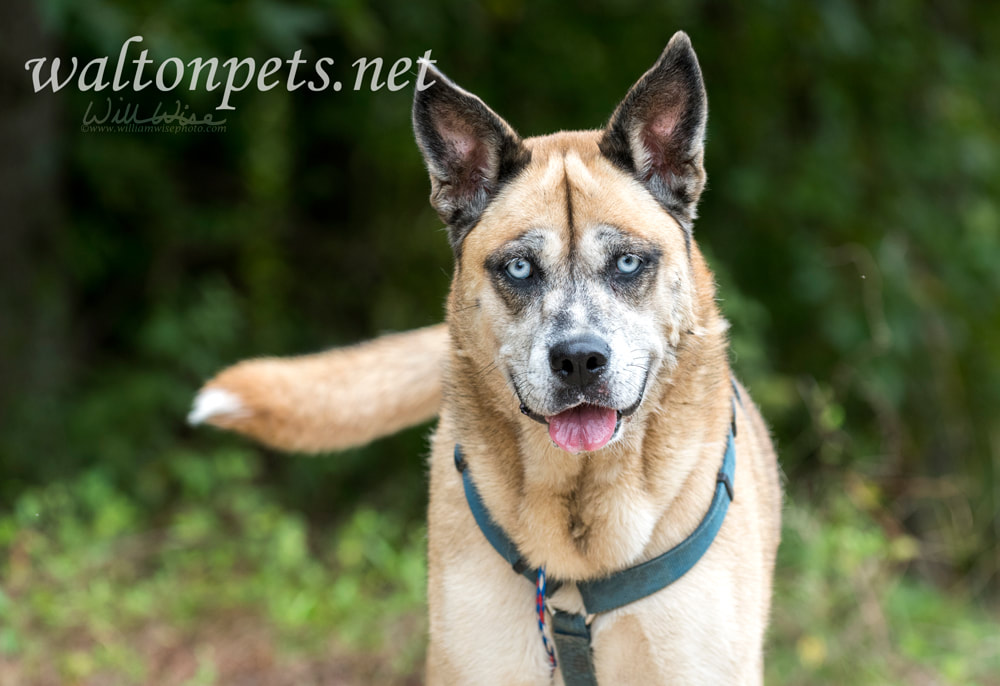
<box><xmin>188</xmin><ymin>388</ymin><xmax>247</xmax><ymax>426</ymax></box>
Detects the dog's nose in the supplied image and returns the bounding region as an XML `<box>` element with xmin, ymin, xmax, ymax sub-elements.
<box><xmin>549</xmin><ymin>335</ymin><xmax>611</xmax><ymax>388</ymax></box>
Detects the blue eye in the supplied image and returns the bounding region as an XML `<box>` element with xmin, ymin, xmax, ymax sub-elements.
<box><xmin>616</xmin><ymin>253</ymin><xmax>642</xmax><ymax>275</ymax></box>
<box><xmin>506</xmin><ymin>257</ymin><xmax>533</xmax><ymax>280</ymax></box>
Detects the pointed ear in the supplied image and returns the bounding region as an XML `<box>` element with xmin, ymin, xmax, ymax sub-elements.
<box><xmin>413</xmin><ymin>64</ymin><xmax>531</xmax><ymax>252</ymax></box>
<box><xmin>599</xmin><ymin>31</ymin><xmax>708</xmax><ymax>229</ymax></box>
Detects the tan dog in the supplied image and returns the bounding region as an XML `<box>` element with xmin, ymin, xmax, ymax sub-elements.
<box><xmin>190</xmin><ymin>31</ymin><xmax>781</xmax><ymax>685</ymax></box>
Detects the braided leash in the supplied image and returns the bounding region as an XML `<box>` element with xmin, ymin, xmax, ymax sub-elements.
<box><xmin>536</xmin><ymin>566</ymin><xmax>557</xmax><ymax>676</ymax></box>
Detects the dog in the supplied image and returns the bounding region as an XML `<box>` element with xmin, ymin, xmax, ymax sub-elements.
<box><xmin>190</xmin><ymin>31</ymin><xmax>782</xmax><ymax>685</ymax></box>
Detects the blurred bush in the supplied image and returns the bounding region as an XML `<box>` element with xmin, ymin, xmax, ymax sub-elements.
<box><xmin>770</xmin><ymin>482</ymin><xmax>1000</xmax><ymax>684</ymax></box>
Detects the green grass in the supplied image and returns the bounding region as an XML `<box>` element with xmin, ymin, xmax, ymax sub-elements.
<box><xmin>1</xmin><ymin>452</ymin><xmax>997</xmax><ymax>684</ymax></box>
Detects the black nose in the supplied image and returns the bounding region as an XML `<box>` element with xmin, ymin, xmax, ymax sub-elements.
<box><xmin>549</xmin><ymin>334</ymin><xmax>611</xmax><ymax>388</ymax></box>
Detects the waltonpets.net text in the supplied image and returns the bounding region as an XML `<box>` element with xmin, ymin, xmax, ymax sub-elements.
<box><xmin>24</xmin><ymin>36</ymin><xmax>436</xmax><ymax>111</ymax></box>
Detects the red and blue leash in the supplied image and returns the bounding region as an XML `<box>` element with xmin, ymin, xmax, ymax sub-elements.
<box><xmin>536</xmin><ymin>565</ymin><xmax>557</xmax><ymax>675</ymax></box>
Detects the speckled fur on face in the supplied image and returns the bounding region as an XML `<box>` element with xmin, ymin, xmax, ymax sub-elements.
<box><xmin>459</xmin><ymin>133</ymin><xmax>697</xmax><ymax>438</ymax></box>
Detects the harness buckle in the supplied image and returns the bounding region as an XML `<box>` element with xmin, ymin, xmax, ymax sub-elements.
<box><xmin>717</xmin><ymin>470</ymin><xmax>734</xmax><ymax>501</ymax></box>
<box><xmin>544</xmin><ymin>605</ymin><xmax>595</xmax><ymax>627</ymax></box>
<box><xmin>453</xmin><ymin>446</ymin><xmax>468</xmax><ymax>473</ymax></box>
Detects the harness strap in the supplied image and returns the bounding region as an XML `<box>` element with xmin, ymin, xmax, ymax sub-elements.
<box><xmin>454</xmin><ymin>447</ymin><xmax>535</xmax><ymax>583</ymax></box>
<box><xmin>454</xmin><ymin>389</ymin><xmax>739</xmax><ymax>686</ymax></box>
<box><xmin>550</xmin><ymin>611</ymin><xmax>599</xmax><ymax>686</ymax></box>
<box><xmin>575</xmin><ymin>419</ymin><xmax>735</xmax><ymax>614</ymax></box>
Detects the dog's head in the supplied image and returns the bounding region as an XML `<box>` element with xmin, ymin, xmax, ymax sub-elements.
<box><xmin>414</xmin><ymin>32</ymin><xmax>709</xmax><ymax>454</ymax></box>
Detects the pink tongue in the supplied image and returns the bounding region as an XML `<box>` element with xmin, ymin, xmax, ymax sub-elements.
<box><xmin>547</xmin><ymin>405</ymin><xmax>618</xmax><ymax>453</ymax></box>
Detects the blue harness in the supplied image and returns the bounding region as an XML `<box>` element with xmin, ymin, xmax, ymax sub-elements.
<box><xmin>453</xmin><ymin>392</ymin><xmax>739</xmax><ymax>685</ymax></box>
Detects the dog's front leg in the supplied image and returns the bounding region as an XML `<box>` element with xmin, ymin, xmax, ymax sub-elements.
<box><xmin>425</xmin><ymin>541</ymin><xmax>556</xmax><ymax>685</ymax></box>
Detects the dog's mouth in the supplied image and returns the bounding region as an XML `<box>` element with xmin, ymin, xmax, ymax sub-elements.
<box><xmin>546</xmin><ymin>404</ymin><xmax>620</xmax><ymax>453</ymax></box>
<box><xmin>519</xmin><ymin>401</ymin><xmax>640</xmax><ymax>453</ymax></box>
<box><xmin>514</xmin><ymin>375</ymin><xmax>648</xmax><ymax>454</ymax></box>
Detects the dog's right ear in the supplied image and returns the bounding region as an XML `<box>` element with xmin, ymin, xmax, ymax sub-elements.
<box><xmin>413</xmin><ymin>63</ymin><xmax>531</xmax><ymax>252</ymax></box>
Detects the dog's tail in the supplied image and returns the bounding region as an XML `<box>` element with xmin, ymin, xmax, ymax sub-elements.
<box><xmin>188</xmin><ymin>324</ymin><xmax>447</xmax><ymax>453</ymax></box>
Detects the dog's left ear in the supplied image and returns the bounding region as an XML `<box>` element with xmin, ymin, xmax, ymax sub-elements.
<box><xmin>413</xmin><ymin>63</ymin><xmax>531</xmax><ymax>252</ymax></box>
<box><xmin>599</xmin><ymin>31</ymin><xmax>708</xmax><ymax>228</ymax></box>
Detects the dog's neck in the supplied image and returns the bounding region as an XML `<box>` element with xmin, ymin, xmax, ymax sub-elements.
<box><xmin>447</xmin><ymin>251</ymin><xmax>733</xmax><ymax>581</ymax></box>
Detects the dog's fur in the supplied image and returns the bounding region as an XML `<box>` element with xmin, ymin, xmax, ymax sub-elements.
<box><xmin>192</xmin><ymin>32</ymin><xmax>781</xmax><ymax>685</ymax></box>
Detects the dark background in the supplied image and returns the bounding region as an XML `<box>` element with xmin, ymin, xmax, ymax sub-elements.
<box><xmin>1</xmin><ymin>1</ymin><xmax>998</xmax><ymax>683</ymax></box>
